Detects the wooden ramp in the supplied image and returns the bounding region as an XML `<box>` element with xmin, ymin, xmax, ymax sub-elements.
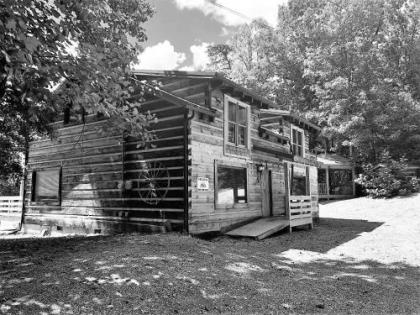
<box><xmin>225</xmin><ymin>216</ymin><xmax>289</xmax><ymax>240</ymax></box>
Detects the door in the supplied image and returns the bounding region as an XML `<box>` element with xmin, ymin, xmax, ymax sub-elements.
<box><xmin>261</xmin><ymin>169</ymin><xmax>273</xmax><ymax>217</ymax></box>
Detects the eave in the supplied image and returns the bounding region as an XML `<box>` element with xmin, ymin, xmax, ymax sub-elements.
<box><xmin>260</xmin><ymin>109</ymin><xmax>321</xmax><ymax>132</ymax></box>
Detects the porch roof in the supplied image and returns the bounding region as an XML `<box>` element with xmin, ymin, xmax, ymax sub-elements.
<box><xmin>317</xmin><ymin>153</ymin><xmax>353</xmax><ymax>167</ymax></box>
<box><xmin>259</xmin><ymin>109</ymin><xmax>321</xmax><ymax>132</ymax></box>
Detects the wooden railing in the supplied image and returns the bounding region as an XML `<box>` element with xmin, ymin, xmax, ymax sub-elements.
<box><xmin>288</xmin><ymin>195</ymin><xmax>313</xmax><ymax>228</ymax></box>
<box><xmin>318</xmin><ymin>183</ymin><xmax>328</xmax><ymax>195</ymax></box>
<box><xmin>0</xmin><ymin>196</ymin><xmax>22</xmax><ymax>217</ymax></box>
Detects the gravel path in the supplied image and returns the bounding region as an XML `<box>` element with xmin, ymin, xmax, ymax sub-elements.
<box><xmin>1</xmin><ymin>194</ymin><xmax>419</xmax><ymax>314</ymax></box>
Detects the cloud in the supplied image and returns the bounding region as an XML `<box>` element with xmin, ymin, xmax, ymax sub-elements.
<box><xmin>134</xmin><ymin>40</ymin><xmax>186</xmax><ymax>70</ymax></box>
<box><xmin>172</xmin><ymin>0</ymin><xmax>288</xmax><ymax>26</ymax></box>
<box><xmin>190</xmin><ymin>42</ymin><xmax>211</xmax><ymax>70</ymax></box>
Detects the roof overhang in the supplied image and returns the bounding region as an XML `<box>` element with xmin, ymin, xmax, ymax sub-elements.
<box><xmin>131</xmin><ymin>75</ymin><xmax>218</xmax><ymax>117</ymax></box>
<box><xmin>132</xmin><ymin>70</ymin><xmax>280</xmax><ymax>110</ymax></box>
<box><xmin>260</xmin><ymin>109</ymin><xmax>321</xmax><ymax>132</ymax></box>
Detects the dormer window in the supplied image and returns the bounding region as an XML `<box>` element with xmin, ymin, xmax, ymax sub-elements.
<box><xmin>291</xmin><ymin>125</ymin><xmax>305</xmax><ymax>157</ymax></box>
<box><xmin>224</xmin><ymin>95</ymin><xmax>250</xmax><ymax>149</ymax></box>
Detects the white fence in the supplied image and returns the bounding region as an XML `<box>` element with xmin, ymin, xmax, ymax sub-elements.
<box><xmin>0</xmin><ymin>196</ymin><xmax>22</xmax><ymax>230</ymax></box>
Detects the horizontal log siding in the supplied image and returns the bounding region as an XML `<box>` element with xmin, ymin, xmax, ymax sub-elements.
<box><xmin>24</xmin><ymin>101</ymin><xmax>187</xmax><ymax>233</ymax></box>
<box><xmin>189</xmin><ymin>89</ymin><xmax>288</xmax><ymax>233</ymax></box>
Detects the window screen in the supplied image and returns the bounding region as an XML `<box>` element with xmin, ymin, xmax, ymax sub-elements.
<box><xmin>227</xmin><ymin>101</ymin><xmax>248</xmax><ymax>147</ymax></box>
<box><xmin>216</xmin><ymin>166</ymin><xmax>247</xmax><ymax>205</ymax></box>
<box><xmin>32</xmin><ymin>169</ymin><xmax>61</xmax><ymax>203</ymax></box>
<box><xmin>290</xmin><ymin>164</ymin><xmax>309</xmax><ymax>196</ymax></box>
<box><xmin>292</xmin><ymin>127</ymin><xmax>304</xmax><ymax>157</ymax></box>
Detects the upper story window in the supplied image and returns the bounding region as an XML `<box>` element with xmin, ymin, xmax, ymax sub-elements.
<box><xmin>224</xmin><ymin>95</ymin><xmax>250</xmax><ymax>148</ymax></box>
<box><xmin>291</xmin><ymin>125</ymin><xmax>305</xmax><ymax>157</ymax></box>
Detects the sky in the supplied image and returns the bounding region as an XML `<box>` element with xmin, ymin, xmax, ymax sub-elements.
<box><xmin>134</xmin><ymin>0</ymin><xmax>289</xmax><ymax>71</ymax></box>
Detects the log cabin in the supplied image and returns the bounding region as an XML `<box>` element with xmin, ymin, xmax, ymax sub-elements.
<box><xmin>22</xmin><ymin>70</ymin><xmax>322</xmax><ymax>236</ymax></box>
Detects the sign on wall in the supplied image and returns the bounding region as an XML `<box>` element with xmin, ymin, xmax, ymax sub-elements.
<box><xmin>197</xmin><ymin>177</ymin><xmax>210</xmax><ymax>190</ymax></box>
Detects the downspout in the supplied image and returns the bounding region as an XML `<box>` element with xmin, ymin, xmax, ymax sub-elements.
<box><xmin>183</xmin><ymin>109</ymin><xmax>195</xmax><ymax>233</ymax></box>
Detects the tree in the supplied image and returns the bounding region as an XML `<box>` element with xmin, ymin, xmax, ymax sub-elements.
<box><xmin>0</xmin><ymin>0</ymin><xmax>155</xmax><ymax>188</ymax></box>
<box><xmin>207</xmin><ymin>0</ymin><xmax>420</xmax><ymax>164</ymax></box>
<box><xmin>302</xmin><ymin>0</ymin><xmax>420</xmax><ymax>162</ymax></box>
<box><xmin>207</xmin><ymin>19</ymin><xmax>283</xmax><ymax>100</ymax></box>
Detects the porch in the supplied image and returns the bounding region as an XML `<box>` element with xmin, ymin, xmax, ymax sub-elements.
<box><xmin>317</xmin><ymin>154</ymin><xmax>355</xmax><ymax>200</ymax></box>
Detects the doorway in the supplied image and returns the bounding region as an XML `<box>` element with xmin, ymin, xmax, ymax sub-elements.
<box><xmin>261</xmin><ymin>169</ymin><xmax>273</xmax><ymax>217</ymax></box>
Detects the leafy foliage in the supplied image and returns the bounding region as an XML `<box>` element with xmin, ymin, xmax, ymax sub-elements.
<box><xmin>0</xmin><ymin>0</ymin><xmax>155</xmax><ymax>182</ymax></box>
<box><xmin>207</xmin><ymin>0</ymin><xmax>420</xmax><ymax>165</ymax></box>
<box><xmin>355</xmin><ymin>151</ymin><xmax>419</xmax><ymax>198</ymax></box>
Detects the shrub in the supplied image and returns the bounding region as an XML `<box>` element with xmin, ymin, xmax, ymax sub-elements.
<box><xmin>355</xmin><ymin>151</ymin><xmax>419</xmax><ymax>198</ymax></box>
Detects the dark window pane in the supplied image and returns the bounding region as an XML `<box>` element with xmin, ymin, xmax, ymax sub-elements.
<box><xmin>292</xmin><ymin>129</ymin><xmax>297</xmax><ymax>143</ymax></box>
<box><xmin>35</xmin><ymin>169</ymin><xmax>60</xmax><ymax>201</ymax></box>
<box><xmin>237</xmin><ymin>106</ymin><xmax>247</xmax><ymax>125</ymax></box>
<box><xmin>228</xmin><ymin>102</ymin><xmax>236</xmax><ymax>122</ymax></box>
<box><xmin>329</xmin><ymin>169</ymin><xmax>353</xmax><ymax>195</ymax></box>
<box><xmin>217</xmin><ymin>166</ymin><xmax>247</xmax><ymax>204</ymax></box>
<box><xmin>228</xmin><ymin>123</ymin><xmax>236</xmax><ymax>144</ymax></box>
<box><xmin>297</xmin><ymin>131</ymin><xmax>302</xmax><ymax>145</ymax></box>
<box><xmin>238</xmin><ymin>126</ymin><xmax>246</xmax><ymax>146</ymax></box>
<box><xmin>291</xmin><ymin>165</ymin><xmax>308</xmax><ymax>195</ymax></box>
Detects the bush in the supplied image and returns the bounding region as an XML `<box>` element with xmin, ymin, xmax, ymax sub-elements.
<box><xmin>355</xmin><ymin>151</ymin><xmax>419</xmax><ymax>198</ymax></box>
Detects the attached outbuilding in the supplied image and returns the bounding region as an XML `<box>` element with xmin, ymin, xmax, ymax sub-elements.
<box><xmin>317</xmin><ymin>153</ymin><xmax>356</xmax><ymax>200</ymax></box>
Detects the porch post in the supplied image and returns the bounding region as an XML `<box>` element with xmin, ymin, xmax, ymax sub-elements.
<box><xmin>325</xmin><ymin>166</ymin><xmax>330</xmax><ymax>200</ymax></box>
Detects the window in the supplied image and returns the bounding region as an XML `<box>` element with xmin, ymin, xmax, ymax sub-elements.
<box><xmin>225</xmin><ymin>95</ymin><xmax>249</xmax><ymax>148</ymax></box>
<box><xmin>291</xmin><ymin>126</ymin><xmax>304</xmax><ymax>157</ymax></box>
<box><xmin>63</xmin><ymin>104</ymin><xmax>85</xmax><ymax>125</ymax></box>
<box><xmin>32</xmin><ymin>168</ymin><xmax>61</xmax><ymax>204</ymax></box>
<box><xmin>216</xmin><ymin>166</ymin><xmax>247</xmax><ymax>205</ymax></box>
<box><xmin>290</xmin><ymin>164</ymin><xmax>309</xmax><ymax>196</ymax></box>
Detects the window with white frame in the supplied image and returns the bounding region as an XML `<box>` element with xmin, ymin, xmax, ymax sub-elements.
<box><xmin>291</xmin><ymin>125</ymin><xmax>305</xmax><ymax>157</ymax></box>
<box><xmin>224</xmin><ymin>95</ymin><xmax>250</xmax><ymax>148</ymax></box>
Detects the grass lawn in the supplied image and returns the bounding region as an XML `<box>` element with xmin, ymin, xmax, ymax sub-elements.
<box><xmin>1</xmin><ymin>193</ymin><xmax>420</xmax><ymax>314</ymax></box>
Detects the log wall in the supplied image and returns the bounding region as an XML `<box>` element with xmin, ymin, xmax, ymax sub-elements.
<box><xmin>188</xmin><ymin>88</ymin><xmax>291</xmax><ymax>233</ymax></box>
<box><xmin>24</xmin><ymin>97</ymin><xmax>187</xmax><ymax>234</ymax></box>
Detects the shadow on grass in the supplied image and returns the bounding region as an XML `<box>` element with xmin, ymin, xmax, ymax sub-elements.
<box><xmin>0</xmin><ymin>233</ymin><xmax>419</xmax><ymax>314</ymax></box>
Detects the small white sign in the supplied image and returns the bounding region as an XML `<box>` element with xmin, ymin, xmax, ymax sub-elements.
<box><xmin>197</xmin><ymin>177</ymin><xmax>209</xmax><ymax>190</ymax></box>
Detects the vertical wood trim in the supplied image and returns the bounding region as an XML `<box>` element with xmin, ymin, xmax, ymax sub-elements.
<box><xmin>326</xmin><ymin>166</ymin><xmax>330</xmax><ymax>197</ymax></box>
<box><xmin>214</xmin><ymin>159</ymin><xmax>219</xmax><ymax>207</ymax></box>
<box><xmin>247</xmin><ymin>106</ymin><xmax>251</xmax><ymax>150</ymax></box>
<box><xmin>306</xmin><ymin>166</ymin><xmax>310</xmax><ymax>196</ymax></box>
<box><xmin>269</xmin><ymin>170</ymin><xmax>273</xmax><ymax>216</ymax></box>
<box><xmin>183</xmin><ymin>110</ymin><xmax>190</xmax><ymax>233</ymax></box>
<box><xmin>223</xmin><ymin>95</ymin><xmax>228</xmax><ymax>156</ymax></box>
<box><xmin>284</xmin><ymin>162</ymin><xmax>290</xmax><ymax>220</ymax></box>
<box><xmin>58</xmin><ymin>166</ymin><xmax>62</xmax><ymax>206</ymax></box>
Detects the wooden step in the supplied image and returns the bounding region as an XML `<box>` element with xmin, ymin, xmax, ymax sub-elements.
<box><xmin>225</xmin><ymin>216</ymin><xmax>289</xmax><ymax>240</ymax></box>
